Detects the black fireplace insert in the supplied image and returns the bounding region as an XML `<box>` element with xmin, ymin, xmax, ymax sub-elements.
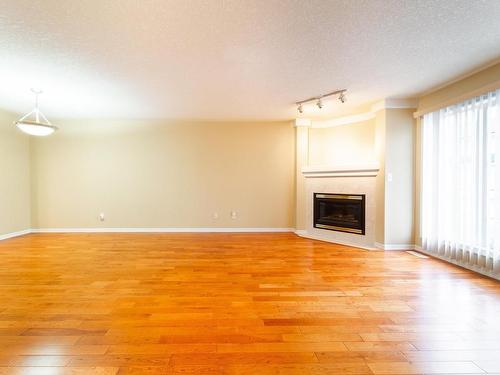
<box><xmin>313</xmin><ymin>193</ymin><xmax>365</xmax><ymax>235</ymax></box>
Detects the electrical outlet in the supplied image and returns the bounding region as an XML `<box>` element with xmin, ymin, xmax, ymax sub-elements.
<box><xmin>231</xmin><ymin>211</ymin><xmax>237</xmax><ymax>219</ymax></box>
<box><xmin>213</xmin><ymin>212</ymin><xmax>219</xmax><ymax>219</ymax></box>
<box><xmin>99</xmin><ymin>213</ymin><xmax>105</xmax><ymax>221</ymax></box>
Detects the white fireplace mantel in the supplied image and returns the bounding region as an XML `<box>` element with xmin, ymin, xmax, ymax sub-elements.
<box><xmin>301</xmin><ymin>163</ymin><xmax>379</xmax><ymax>178</ymax></box>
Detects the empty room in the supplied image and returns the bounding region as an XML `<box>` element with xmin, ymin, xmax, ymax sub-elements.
<box><xmin>1</xmin><ymin>0</ymin><xmax>500</xmax><ymax>374</ymax></box>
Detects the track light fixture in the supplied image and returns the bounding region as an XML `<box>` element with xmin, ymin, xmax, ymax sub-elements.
<box><xmin>339</xmin><ymin>91</ymin><xmax>346</xmax><ymax>103</ymax></box>
<box><xmin>296</xmin><ymin>89</ymin><xmax>346</xmax><ymax>114</ymax></box>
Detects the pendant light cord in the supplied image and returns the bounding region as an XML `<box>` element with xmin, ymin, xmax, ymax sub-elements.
<box><xmin>31</xmin><ymin>88</ymin><xmax>43</xmax><ymax>123</ymax></box>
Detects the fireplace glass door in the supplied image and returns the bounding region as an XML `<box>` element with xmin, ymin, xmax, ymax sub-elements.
<box><xmin>313</xmin><ymin>193</ymin><xmax>365</xmax><ymax>235</ymax></box>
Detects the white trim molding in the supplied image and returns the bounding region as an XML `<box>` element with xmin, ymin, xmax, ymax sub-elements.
<box><xmin>30</xmin><ymin>227</ymin><xmax>295</xmax><ymax>234</ymax></box>
<box><xmin>1</xmin><ymin>227</ymin><xmax>297</xmax><ymax>240</ymax></box>
<box><xmin>0</xmin><ymin>229</ymin><xmax>31</xmax><ymax>241</ymax></box>
<box><xmin>296</xmin><ymin>231</ymin><xmax>417</xmax><ymax>252</ymax></box>
<box><xmin>406</xmin><ymin>250</ymin><xmax>429</xmax><ymax>259</ymax></box>
<box><xmin>302</xmin><ymin>163</ymin><xmax>379</xmax><ymax>178</ymax></box>
<box><xmin>375</xmin><ymin>242</ymin><xmax>415</xmax><ymax>251</ymax></box>
<box><xmin>294</xmin><ymin>118</ymin><xmax>312</xmax><ymax>127</ymax></box>
<box><xmin>413</xmin><ymin>79</ymin><xmax>500</xmax><ymax>118</ymax></box>
<box><xmin>294</xmin><ymin>230</ymin><xmax>376</xmax><ymax>251</ymax></box>
<box><xmin>371</xmin><ymin>98</ymin><xmax>418</xmax><ymax>113</ymax></box>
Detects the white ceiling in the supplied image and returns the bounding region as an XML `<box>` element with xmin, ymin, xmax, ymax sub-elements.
<box><xmin>0</xmin><ymin>0</ymin><xmax>499</xmax><ymax>120</ymax></box>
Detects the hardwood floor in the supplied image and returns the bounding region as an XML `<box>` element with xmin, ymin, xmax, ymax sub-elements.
<box><xmin>0</xmin><ymin>233</ymin><xmax>499</xmax><ymax>374</ymax></box>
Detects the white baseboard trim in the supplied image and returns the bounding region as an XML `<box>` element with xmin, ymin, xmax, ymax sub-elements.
<box><xmin>294</xmin><ymin>231</ymin><xmax>416</xmax><ymax>252</ymax></box>
<box><xmin>294</xmin><ymin>231</ymin><xmax>376</xmax><ymax>251</ymax></box>
<box><xmin>1</xmin><ymin>227</ymin><xmax>295</xmax><ymax>240</ymax></box>
<box><xmin>406</xmin><ymin>250</ymin><xmax>429</xmax><ymax>259</ymax></box>
<box><xmin>0</xmin><ymin>229</ymin><xmax>31</xmax><ymax>241</ymax></box>
<box><xmin>30</xmin><ymin>227</ymin><xmax>295</xmax><ymax>234</ymax></box>
<box><xmin>294</xmin><ymin>230</ymin><xmax>307</xmax><ymax>236</ymax></box>
<box><xmin>375</xmin><ymin>242</ymin><xmax>415</xmax><ymax>251</ymax></box>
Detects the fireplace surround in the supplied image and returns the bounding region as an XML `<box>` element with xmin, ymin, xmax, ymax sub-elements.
<box><xmin>300</xmin><ymin>164</ymin><xmax>378</xmax><ymax>249</ymax></box>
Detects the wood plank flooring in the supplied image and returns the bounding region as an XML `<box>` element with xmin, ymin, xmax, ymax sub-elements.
<box><xmin>0</xmin><ymin>232</ymin><xmax>499</xmax><ymax>374</ymax></box>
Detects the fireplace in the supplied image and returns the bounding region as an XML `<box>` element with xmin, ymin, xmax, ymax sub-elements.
<box><xmin>313</xmin><ymin>193</ymin><xmax>365</xmax><ymax>235</ymax></box>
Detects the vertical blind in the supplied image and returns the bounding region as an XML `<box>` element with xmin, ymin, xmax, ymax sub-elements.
<box><xmin>421</xmin><ymin>89</ymin><xmax>500</xmax><ymax>278</ymax></box>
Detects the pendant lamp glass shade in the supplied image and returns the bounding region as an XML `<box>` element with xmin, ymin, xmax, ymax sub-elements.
<box><xmin>16</xmin><ymin>121</ymin><xmax>57</xmax><ymax>136</ymax></box>
<box><xmin>14</xmin><ymin>89</ymin><xmax>58</xmax><ymax>136</ymax></box>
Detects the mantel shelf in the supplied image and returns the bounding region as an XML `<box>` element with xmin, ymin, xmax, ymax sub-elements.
<box><xmin>301</xmin><ymin>163</ymin><xmax>379</xmax><ymax>178</ymax></box>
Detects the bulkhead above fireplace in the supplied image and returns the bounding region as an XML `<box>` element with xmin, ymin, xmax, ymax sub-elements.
<box><xmin>313</xmin><ymin>193</ymin><xmax>365</xmax><ymax>235</ymax></box>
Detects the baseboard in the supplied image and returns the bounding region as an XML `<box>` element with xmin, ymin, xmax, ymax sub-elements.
<box><xmin>375</xmin><ymin>242</ymin><xmax>416</xmax><ymax>251</ymax></box>
<box><xmin>294</xmin><ymin>231</ymin><xmax>416</xmax><ymax>252</ymax></box>
<box><xmin>30</xmin><ymin>227</ymin><xmax>295</xmax><ymax>233</ymax></box>
<box><xmin>0</xmin><ymin>229</ymin><xmax>31</xmax><ymax>241</ymax></box>
<box><xmin>294</xmin><ymin>231</ymin><xmax>376</xmax><ymax>251</ymax></box>
<box><xmin>1</xmin><ymin>227</ymin><xmax>295</xmax><ymax>240</ymax></box>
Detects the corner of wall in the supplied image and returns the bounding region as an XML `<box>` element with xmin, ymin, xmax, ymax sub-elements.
<box><xmin>0</xmin><ymin>108</ymin><xmax>32</xmax><ymax>237</ymax></box>
<box><xmin>294</xmin><ymin>124</ymin><xmax>309</xmax><ymax>230</ymax></box>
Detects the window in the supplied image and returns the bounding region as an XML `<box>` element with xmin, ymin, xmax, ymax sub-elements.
<box><xmin>421</xmin><ymin>89</ymin><xmax>500</xmax><ymax>277</ymax></box>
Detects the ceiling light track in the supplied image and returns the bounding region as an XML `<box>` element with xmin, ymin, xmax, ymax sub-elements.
<box><xmin>296</xmin><ymin>89</ymin><xmax>347</xmax><ymax>113</ymax></box>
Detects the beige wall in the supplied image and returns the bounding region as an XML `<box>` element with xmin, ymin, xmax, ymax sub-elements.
<box><xmin>308</xmin><ymin>120</ymin><xmax>375</xmax><ymax>166</ymax></box>
<box><xmin>0</xmin><ymin>109</ymin><xmax>31</xmax><ymax>235</ymax></box>
<box><xmin>295</xmin><ymin>126</ymin><xmax>308</xmax><ymax>230</ymax></box>
<box><xmin>30</xmin><ymin>120</ymin><xmax>295</xmax><ymax>229</ymax></box>
<box><xmin>418</xmin><ymin>62</ymin><xmax>500</xmax><ymax>113</ymax></box>
<box><xmin>374</xmin><ymin>110</ymin><xmax>386</xmax><ymax>244</ymax></box>
<box><xmin>414</xmin><ymin>117</ymin><xmax>422</xmax><ymax>246</ymax></box>
<box><xmin>384</xmin><ymin>108</ymin><xmax>415</xmax><ymax>245</ymax></box>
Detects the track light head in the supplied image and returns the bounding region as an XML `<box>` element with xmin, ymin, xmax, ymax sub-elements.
<box><xmin>339</xmin><ymin>91</ymin><xmax>346</xmax><ymax>103</ymax></box>
<box><xmin>297</xmin><ymin>103</ymin><xmax>303</xmax><ymax>114</ymax></box>
<box><xmin>316</xmin><ymin>98</ymin><xmax>323</xmax><ymax>109</ymax></box>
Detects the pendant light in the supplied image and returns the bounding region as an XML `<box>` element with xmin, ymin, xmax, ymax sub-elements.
<box><xmin>14</xmin><ymin>89</ymin><xmax>58</xmax><ymax>136</ymax></box>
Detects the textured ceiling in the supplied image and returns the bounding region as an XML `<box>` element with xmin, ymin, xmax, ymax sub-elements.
<box><xmin>0</xmin><ymin>0</ymin><xmax>499</xmax><ymax>120</ymax></box>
